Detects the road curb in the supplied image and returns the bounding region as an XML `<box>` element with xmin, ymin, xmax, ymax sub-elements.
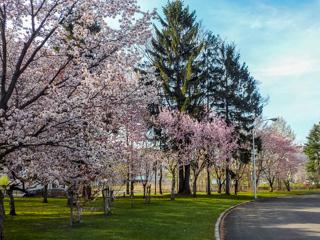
<box><xmin>214</xmin><ymin>193</ymin><xmax>320</xmax><ymax>240</ymax></box>
<box><xmin>214</xmin><ymin>200</ymin><xmax>253</xmax><ymax>240</ymax></box>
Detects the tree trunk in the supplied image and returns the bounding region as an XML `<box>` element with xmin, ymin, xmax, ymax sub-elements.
<box><xmin>142</xmin><ymin>184</ymin><xmax>146</xmax><ymax>199</ymax></box>
<box><xmin>277</xmin><ymin>178</ymin><xmax>282</xmax><ymax>191</ymax></box>
<box><xmin>130</xmin><ymin>181</ymin><xmax>134</xmax><ymax>208</ymax></box>
<box><xmin>0</xmin><ymin>190</ymin><xmax>5</xmax><ymax>240</ymax></box>
<box><xmin>268</xmin><ymin>179</ymin><xmax>274</xmax><ymax>192</ymax></box>
<box><xmin>234</xmin><ymin>179</ymin><xmax>239</xmax><ymax>196</ymax></box>
<box><xmin>144</xmin><ymin>186</ymin><xmax>148</xmax><ymax>204</ymax></box>
<box><xmin>102</xmin><ymin>188</ymin><xmax>112</xmax><ymax>216</ymax></box>
<box><xmin>68</xmin><ymin>191</ymin><xmax>74</xmax><ymax>226</ymax></box>
<box><xmin>83</xmin><ymin>185</ymin><xmax>92</xmax><ymax>200</ymax></box>
<box><xmin>130</xmin><ymin>180</ymin><xmax>134</xmax><ymax>197</ymax></box>
<box><xmin>284</xmin><ymin>180</ymin><xmax>291</xmax><ymax>192</ymax></box>
<box><xmin>183</xmin><ymin>164</ymin><xmax>191</xmax><ymax>195</ymax></box>
<box><xmin>256</xmin><ymin>175</ymin><xmax>260</xmax><ymax>188</ymax></box>
<box><xmin>192</xmin><ymin>174</ymin><xmax>198</xmax><ymax>197</ymax></box>
<box><xmin>8</xmin><ymin>188</ymin><xmax>16</xmax><ymax>216</ymax></box>
<box><xmin>159</xmin><ymin>164</ymin><xmax>163</xmax><ymax>195</ymax></box>
<box><xmin>225</xmin><ymin>165</ymin><xmax>230</xmax><ymax>195</ymax></box>
<box><xmin>145</xmin><ymin>185</ymin><xmax>151</xmax><ymax>204</ymax></box>
<box><xmin>111</xmin><ymin>190</ymin><xmax>114</xmax><ymax>202</ymax></box>
<box><xmin>217</xmin><ymin>179</ymin><xmax>223</xmax><ymax>194</ymax></box>
<box><xmin>171</xmin><ymin>171</ymin><xmax>176</xmax><ymax>200</ymax></box>
<box><xmin>126</xmin><ymin>172</ymin><xmax>130</xmax><ymax>195</ymax></box>
<box><xmin>206</xmin><ymin>165</ymin><xmax>211</xmax><ymax>196</ymax></box>
<box><xmin>178</xmin><ymin>164</ymin><xmax>184</xmax><ymax>194</ymax></box>
<box><xmin>43</xmin><ymin>184</ymin><xmax>48</xmax><ymax>203</ymax></box>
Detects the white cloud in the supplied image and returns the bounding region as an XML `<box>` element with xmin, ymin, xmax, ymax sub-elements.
<box><xmin>255</xmin><ymin>57</ymin><xmax>320</xmax><ymax>79</ymax></box>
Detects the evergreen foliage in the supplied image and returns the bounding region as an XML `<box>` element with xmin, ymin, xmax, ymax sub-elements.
<box><xmin>149</xmin><ymin>0</ymin><xmax>206</xmax><ymax>118</ymax></box>
<box><xmin>304</xmin><ymin>123</ymin><xmax>320</xmax><ymax>186</ymax></box>
<box><xmin>149</xmin><ymin>1</ymin><xmax>263</xmax><ymax>195</ymax></box>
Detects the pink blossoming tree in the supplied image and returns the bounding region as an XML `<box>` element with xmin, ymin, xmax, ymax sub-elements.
<box><xmin>158</xmin><ymin>109</ymin><xmax>236</xmax><ymax>198</ymax></box>
<box><xmin>0</xmin><ymin>0</ymin><xmax>155</xmax><ymax>234</ymax></box>
<box><xmin>257</xmin><ymin>127</ymin><xmax>302</xmax><ymax>192</ymax></box>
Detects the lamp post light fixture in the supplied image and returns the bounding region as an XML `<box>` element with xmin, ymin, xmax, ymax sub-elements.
<box><xmin>252</xmin><ymin>117</ymin><xmax>278</xmax><ymax>200</ymax></box>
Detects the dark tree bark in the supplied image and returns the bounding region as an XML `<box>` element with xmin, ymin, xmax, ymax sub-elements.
<box><xmin>206</xmin><ymin>165</ymin><xmax>211</xmax><ymax>196</ymax></box>
<box><xmin>154</xmin><ymin>161</ymin><xmax>157</xmax><ymax>195</ymax></box>
<box><xmin>130</xmin><ymin>181</ymin><xmax>134</xmax><ymax>208</ymax></box>
<box><xmin>142</xmin><ymin>183</ymin><xmax>146</xmax><ymax>199</ymax></box>
<box><xmin>268</xmin><ymin>178</ymin><xmax>275</xmax><ymax>192</ymax></box>
<box><xmin>270</xmin><ymin>185</ymin><xmax>274</xmax><ymax>192</ymax></box>
<box><xmin>284</xmin><ymin>180</ymin><xmax>291</xmax><ymax>192</ymax></box>
<box><xmin>130</xmin><ymin>180</ymin><xmax>134</xmax><ymax>197</ymax></box>
<box><xmin>217</xmin><ymin>178</ymin><xmax>223</xmax><ymax>194</ymax></box>
<box><xmin>83</xmin><ymin>185</ymin><xmax>92</xmax><ymax>200</ymax></box>
<box><xmin>225</xmin><ymin>165</ymin><xmax>230</xmax><ymax>195</ymax></box>
<box><xmin>8</xmin><ymin>187</ymin><xmax>16</xmax><ymax>216</ymax></box>
<box><xmin>192</xmin><ymin>174</ymin><xmax>198</xmax><ymax>197</ymax></box>
<box><xmin>42</xmin><ymin>184</ymin><xmax>48</xmax><ymax>203</ymax></box>
<box><xmin>183</xmin><ymin>164</ymin><xmax>191</xmax><ymax>195</ymax></box>
<box><xmin>126</xmin><ymin>172</ymin><xmax>130</xmax><ymax>195</ymax></box>
<box><xmin>178</xmin><ymin>164</ymin><xmax>184</xmax><ymax>194</ymax></box>
<box><xmin>145</xmin><ymin>185</ymin><xmax>151</xmax><ymax>204</ymax></box>
<box><xmin>234</xmin><ymin>179</ymin><xmax>239</xmax><ymax>196</ymax></box>
<box><xmin>159</xmin><ymin>164</ymin><xmax>163</xmax><ymax>195</ymax></box>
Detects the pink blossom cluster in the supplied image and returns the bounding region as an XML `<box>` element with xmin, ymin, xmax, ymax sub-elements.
<box><xmin>0</xmin><ymin>0</ymin><xmax>157</xmax><ymax>192</ymax></box>
<box><xmin>257</xmin><ymin>127</ymin><xmax>303</xmax><ymax>183</ymax></box>
<box><xmin>158</xmin><ymin>109</ymin><xmax>237</xmax><ymax>167</ymax></box>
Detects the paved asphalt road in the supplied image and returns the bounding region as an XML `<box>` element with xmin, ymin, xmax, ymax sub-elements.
<box><xmin>223</xmin><ymin>194</ymin><xmax>320</xmax><ymax>240</ymax></box>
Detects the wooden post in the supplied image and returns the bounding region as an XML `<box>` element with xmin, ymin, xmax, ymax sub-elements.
<box><xmin>146</xmin><ymin>184</ymin><xmax>151</xmax><ymax>204</ymax></box>
<box><xmin>68</xmin><ymin>191</ymin><xmax>74</xmax><ymax>226</ymax></box>
<box><xmin>102</xmin><ymin>187</ymin><xmax>112</xmax><ymax>216</ymax></box>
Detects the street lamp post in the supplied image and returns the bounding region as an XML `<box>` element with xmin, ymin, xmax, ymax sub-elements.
<box><xmin>252</xmin><ymin>118</ymin><xmax>278</xmax><ymax>200</ymax></box>
<box><xmin>252</xmin><ymin>128</ymin><xmax>257</xmax><ymax>199</ymax></box>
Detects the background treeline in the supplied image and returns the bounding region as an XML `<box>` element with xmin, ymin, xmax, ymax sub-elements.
<box><xmin>147</xmin><ymin>0</ymin><xmax>262</xmax><ymax>196</ymax></box>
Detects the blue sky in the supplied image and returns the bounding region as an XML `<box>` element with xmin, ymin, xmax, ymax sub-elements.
<box><xmin>138</xmin><ymin>0</ymin><xmax>320</xmax><ymax>144</ymax></box>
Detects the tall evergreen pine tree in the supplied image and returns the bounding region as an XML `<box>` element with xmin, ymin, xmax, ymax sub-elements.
<box><xmin>149</xmin><ymin>0</ymin><xmax>206</xmax><ymax>194</ymax></box>
<box><xmin>304</xmin><ymin>123</ymin><xmax>320</xmax><ymax>186</ymax></box>
<box><xmin>205</xmin><ymin>39</ymin><xmax>263</xmax><ymax>194</ymax></box>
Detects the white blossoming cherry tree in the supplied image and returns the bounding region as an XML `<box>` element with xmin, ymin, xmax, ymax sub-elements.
<box><xmin>0</xmin><ymin>0</ymin><xmax>155</xmax><ymax>234</ymax></box>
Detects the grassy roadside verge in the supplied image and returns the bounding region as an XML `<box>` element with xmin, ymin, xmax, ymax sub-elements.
<box><xmin>4</xmin><ymin>190</ymin><xmax>320</xmax><ymax>240</ymax></box>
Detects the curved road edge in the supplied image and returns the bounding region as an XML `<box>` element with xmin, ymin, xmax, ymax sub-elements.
<box><xmin>214</xmin><ymin>200</ymin><xmax>253</xmax><ymax>240</ymax></box>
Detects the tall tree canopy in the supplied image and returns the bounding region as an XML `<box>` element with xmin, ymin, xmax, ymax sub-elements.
<box><xmin>149</xmin><ymin>0</ymin><xmax>206</xmax><ymax>117</ymax></box>
<box><xmin>204</xmin><ymin>36</ymin><xmax>263</xmax><ymax>194</ymax></box>
<box><xmin>148</xmin><ymin>0</ymin><xmax>206</xmax><ymax>194</ymax></box>
<box><xmin>304</xmin><ymin>123</ymin><xmax>320</xmax><ymax>186</ymax></box>
<box><xmin>149</xmin><ymin>1</ymin><xmax>263</xmax><ymax>195</ymax></box>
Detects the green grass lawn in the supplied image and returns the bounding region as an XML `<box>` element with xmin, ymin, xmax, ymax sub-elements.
<box><xmin>4</xmin><ymin>190</ymin><xmax>320</xmax><ymax>240</ymax></box>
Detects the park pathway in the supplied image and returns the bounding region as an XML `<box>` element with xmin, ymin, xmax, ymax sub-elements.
<box><xmin>223</xmin><ymin>194</ymin><xmax>320</xmax><ymax>240</ymax></box>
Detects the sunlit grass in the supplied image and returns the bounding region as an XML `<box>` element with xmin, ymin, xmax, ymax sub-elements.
<box><xmin>4</xmin><ymin>190</ymin><xmax>319</xmax><ymax>240</ymax></box>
